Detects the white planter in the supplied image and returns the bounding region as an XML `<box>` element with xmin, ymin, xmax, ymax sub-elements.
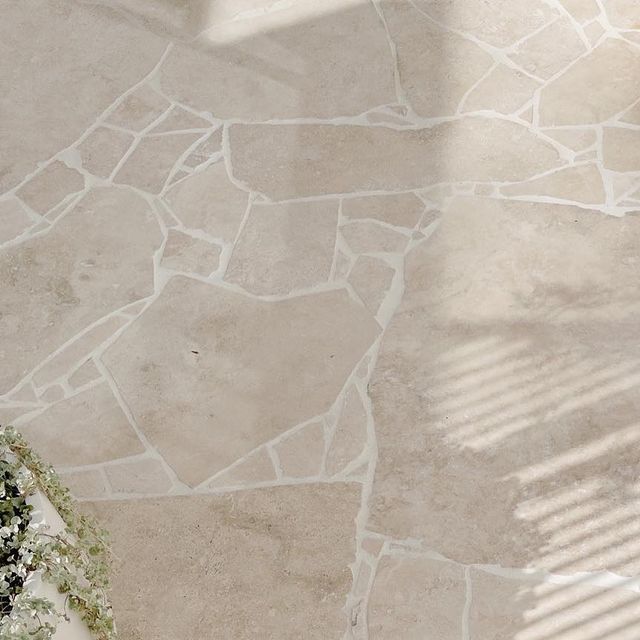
<box><xmin>24</xmin><ymin>490</ymin><xmax>93</xmax><ymax>640</ymax></box>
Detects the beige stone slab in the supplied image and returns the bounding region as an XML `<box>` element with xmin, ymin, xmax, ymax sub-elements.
<box><xmin>275</xmin><ymin>421</ymin><xmax>325</xmax><ymax>479</ymax></box>
<box><xmin>561</xmin><ymin>0</ymin><xmax>600</xmax><ymax>23</ymax></box>
<box><xmin>539</xmin><ymin>39</ymin><xmax>640</xmax><ymax>125</ymax></box>
<box><xmin>165</xmin><ymin>161</ymin><xmax>248</xmax><ymax>241</ymax></box>
<box><xmin>470</xmin><ymin>569</ymin><xmax>640</xmax><ymax>639</ymax></box>
<box><xmin>603</xmin><ymin>126</ymin><xmax>640</xmax><ymax>171</ymax></box>
<box><xmin>149</xmin><ymin>105</ymin><xmax>210</xmax><ymax>133</ymax></box>
<box><xmin>510</xmin><ymin>18</ymin><xmax>586</xmax><ymax>80</ymax></box>
<box><xmin>412</xmin><ymin>0</ymin><xmax>556</xmax><ymax>47</ymax></box>
<box><xmin>501</xmin><ymin>164</ymin><xmax>605</xmax><ymax>204</ymax></box>
<box><xmin>77</xmin><ymin>127</ymin><xmax>134</xmax><ymax>178</ymax></box>
<box><xmin>59</xmin><ymin>469</ymin><xmax>107</xmax><ymax>500</ymax></box>
<box><xmin>542</xmin><ymin>127</ymin><xmax>597</xmax><ymax>152</ymax></box>
<box><xmin>18</xmin><ymin>382</ymin><xmax>143</xmax><ymax>467</ymax></box>
<box><xmin>102</xmin><ymin>277</ymin><xmax>380</xmax><ymax>486</ymax></box>
<box><xmin>159</xmin><ymin>0</ymin><xmax>395</xmax><ymax>120</ymax></box>
<box><xmin>620</xmin><ymin>100</ymin><xmax>640</xmax><ymax>125</ymax></box>
<box><xmin>0</xmin><ymin>1</ymin><xmax>166</xmax><ymax>192</ymax></box>
<box><xmin>115</xmin><ymin>132</ymin><xmax>202</xmax><ymax>193</ymax></box>
<box><xmin>380</xmin><ymin>0</ymin><xmax>493</xmax><ymax>117</ymax></box>
<box><xmin>229</xmin><ymin>119</ymin><xmax>562</xmax><ymax>199</ymax></box>
<box><xmin>225</xmin><ymin>200</ymin><xmax>338</xmax><ymax>295</ymax></box>
<box><xmin>604</xmin><ymin>0</ymin><xmax>640</xmax><ymax>28</ymax></box>
<box><xmin>368</xmin><ymin>555</ymin><xmax>465</xmax><ymax>640</ymax></box>
<box><xmin>368</xmin><ymin>196</ymin><xmax>640</xmax><ymax>575</ymax></box>
<box><xmin>342</xmin><ymin>193</ymin><xmax>424</xmax><ymax>228</ymax></box>
<box><xmin>348</xmin><ymin>256</ymin><xmax>396</xmax><ymax>316</ymax></box>
<box><xmin>68</xmin><ymin>358</ymin><xmax>102</xmax><ymax>389</ymax></box>
<box><xmin>106</xmin><ymin>84</ymin><xmax>169</xmax><ymax>131</ymax></box>
<box><xmin>32</xmin><ymin>316</ymin><xmax>127</xmax><ymax>388</ymax></box>
<box><xmin>85</xmin><ymin>483</ymin><xmax>361</xmax><ymax>639</ymax></box>
<box><xmin>206</xmin><ymin>447</ymin><xmax>276</xmax><ymax>488</ymax></box>
<box><xmin>463</xmin><ymin>64</ymin><xmax>542</xmax><ymax>115</ymax></box>
<box><xmin>40</xmin><ymin>385</ymin><xmax>65</xmax><ymax>404</ymax></box>
<box><xmin>0</xmin><ymin>198</ymin><xmax>32</xmax><ymax>244</ymax></box>
<box><xmin>161</xmin><ymin>229</ymin><xmax>221</xmax><ymax>276</ymax></box>
<box><xmin>0</xmin><ymin>187</ymin><xmax>160</xmax><ymax>394</ymax></box>
<box><xmin>585</xmin><ymin>20</ymin><xmax>605</xmax><ymax>45</ymax></box>
<box><xmin>326</xmin><ymin>387</ymin><xmax>368</xmax><ymax>476</ymax></box>
<box><xmin>105</xmin><ymin>458</ymin><xmax>173</xmax><ymax>494</ymax></box>
<box><xmin>17</xmin><ymin>161</ymin><xmax>84</xmax><ymax>215</ymax></box>
<box><xmin>341</xmin><ymin>221</ymin><xmax>409</xmax><ymax>255</ymax></box>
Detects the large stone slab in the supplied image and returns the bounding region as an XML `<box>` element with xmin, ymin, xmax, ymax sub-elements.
<box><xmin>102</xmin><ymin>277</ymin><xmax>379</xmax><ymax>486</ymax></box>
<box><xmin>0</xmin><ymin>0</ymin><xmax>166</xmax><ymax>192</ymax></box>
<box><xmin>229</xmin><ymin>119</ymin><xmax>561</xmax><ymax>199</ymax></box>
<box><xmin>368</xmin><ymin>197</ymin><xmax>640</xmax><ymax>575</ymax></box>
<box><xmin>539</xmin><ymin>39</ymin><xmax>640</xmax><ymax>125</ymax></box>
<box><xmin>86</xmin><ymin>483</ymin><xmax>361</xmax><ymax>639</ymax></box>
<box><xmin>0</xmin><ymin>187</ymin><xmax>161</xmax><ymax>394</ymax></box>
<box><xmin>159</xmin><ymin>0</ymin><xmax>395</xmax><ymax>120</ymax></box>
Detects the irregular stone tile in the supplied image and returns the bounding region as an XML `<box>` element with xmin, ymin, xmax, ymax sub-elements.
<box><xmin>510</xmin><ymin>18</ymin><xmax>587</xmax><ymax>80</ymax></box>
<box><xmin>229</xmin><ymin>119</ymin><xmax>562</xmax><ymax>199</ymax></box>
<box><xmin>0</xmin><ymin>1</ymin><xmax>166</xmax><ymax>192</ymax></box>
<box><xmin>368</xmin><ymin>196</ymin><xmax>640</xmax><ymax>574</ymax></box>
<box><xmin>183</xmin><ymin>128</ymin><xmax>222</xmax><ymax>167</ymax></box>
<box><xmin>539</xmin><ymin>39</ymin><xmax>640</xmax><ymax>125</ymax></box>
<box><xmin>16</xmin><ymin>161</ymin><xmax>84</xmax><ymax>215</ymax></box>
<box><xmin>604</xmin><ymin>0</ymin><xmax>640</xmax><ymax>28</ymax></box>
<box><xmin>59</xmin><ymin>469</ymin><xmax>107</xmax><ymax>500</ymax></box>
<box><xmin>543</xmin><ymin>127</ymin><xmax>597</xmax><ymax>151</ymax></box>
<box><xmin>381</xmin><ymin>1</ymin><xmax>493</xmax><ymax>117</ymax></box>
<box><xmin>32</xmin><ymin>316</ymin><xmax>127</xmax><ymax>388</ymax></box>
<box><xmin>602</xmin><ymin>126</ymin><xmax>640</xmax><ymax>171</ymax></box>
<box><xmin>0</xmin><ymin>198</ymin><xmax>32</xmax><ymax>244</ymax></box>
<box><xmin>326</xmin><ymin>387</ymin><xmax>368</xmax><ymax>476</ymax></box>
<box><xmin>149</xmin><ymin>105</ymin><xmax>210</xmax><ymax>133</ymax></box>
<box><xmin>366</xmin><ymin>110</ymin><xmax>411</xmax><ymax>126</ymax></box>
<box><xmin>160</xmin><ymin>0</ymin><xmax>395</xmax><ymax>120</ymax></box>
<box><xmin>106</xmin><ymin>84</ymin><xmax>169</xmax><ymax>131</ymax></box>
<box><xmin>0</xmin><ymin>188</ymin><xmax>160</xmax><ymax>394</ymax></box>
<box><xmin>610</xmin><ymin>173</ymin><xmax>640</xmax><ymax>200</ymax></box>
<box><xmin>412</xmin><ymin>0</ymin><xmax>556</xmax><ymax>47</ymax></box>
<box><xmin>18</xmin><ymin>383</ymin><xmax>143</xmax><ymax>467</ymax></box>
<box><xmin>105</xmin><ymin>458</ymin><xmax>172</xmax><ymax>494</ymax></box>
<box><xmin>165</xmin><ymin>162</ymin><xmax>248</xmax><ymax>242</ymax></box>
<box><xmin>501</xmin><ymin>164</ymin><xmax>605</xmax><ymax>204</ymax></box>
<box><xmin>348</xmin><ymin>256</ymin><xmax>396</xmax><ymax>316</ymax></box>
<box><xmin>68</xmin><ymin>359</ymin><xmax>102</xmax><ymax>389</ymax></box>
<box><xmin>341</xmin><ymin>222</ymin><xmax>409</xmax><ymax>254</ymax></box>
<box><xmin>225</xmin><ymin>200</ymin><xmax>338</xmax><ymax>295</ymax></box>
<box><xmin>584</xmin><ymin>20</ymin><xmax>605</xmax><ymax>45</ymax></box>
<box><xmin>275</xmin><ymin>421</ymin><xmax>325</xmax><ymax>479</ymax></box>
<box><xmin>362</xmin><ymin>537</ymin><xmax>384</xmax><ymax>557</ymax></box>
<box><xmin>40</xmin><ymin>385</ymin><xmax>65</xmax><ymax>404</ymax></box>
<box><xmin>77</xmin><ymin>127</ymin><xmax>134</xmax><ymax>178</ymax></box>
<box><xmin>368</xmin><ymin>555</ymin><xmax>465</xmax><ymax>640</ymax></box>
<box><xmin>470</xmin><ymin>569</ymin><xmax>640</xmax><ymax>639</ymax></box>
<box><xmin>85</xmin><ymin>483</ymin><xmax>360</xmax><ymax>639</ymax></box>
<box><xmin>206</xmin><ymin>448</ymin><xmax>276</xmax><ymax>488</ymax></box>
<box><xmin>463</xmin><ymin>64</ymin><xmax>542</xmax><ymax>114</ymax></box>
<box><xmin>103</xmin><ymin>277</ymin><xmax>379</xmax><ymax>486</ymax></box>
<box><xmin>5</xmin><ymin>383</ymin><xmax>38</xmax><ymax>404</ymax></box>
<box><xmin>561</xmin><ymin>0</ymin><xmax>600</xmax><ymax>23</ymax></box>
<box><xmin>0</xmin><ymin>405</ymin><xmax>39</xmax><ymax>427</ymax></box>
<box><xmin>161</xmin><ymin>229</ymin><xmax>221</xmax><ymax>276</ymax></box>
<box><xmin>342</xmin><ymin>193</ymin><xmax>424</xmax><ymax>228</ymax></box>
<box><xmin>115</xmin><ymin>132</ymin><xmax>202</xmax><ymax>193</ymax></box>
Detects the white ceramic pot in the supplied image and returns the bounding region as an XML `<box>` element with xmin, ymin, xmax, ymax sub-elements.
<box><xmin>24</xmin><ymin>490</ymin><xmax>93</xmax><ymax>640</ymax></box>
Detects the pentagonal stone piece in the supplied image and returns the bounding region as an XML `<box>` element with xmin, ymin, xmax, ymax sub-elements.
<box><xmin>102</xmin><ymin>277</ymin><xmax>380</xmax><ymax>486</ymax></box>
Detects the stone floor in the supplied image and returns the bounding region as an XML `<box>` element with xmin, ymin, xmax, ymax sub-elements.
<box><xmin>2</xmin><ymin>0</ymin><xmax>640</xmax><ymax>637</ymax></box>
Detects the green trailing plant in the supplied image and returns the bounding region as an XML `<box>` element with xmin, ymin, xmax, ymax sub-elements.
<box><xmin>0</xmin><ymin>426</ymin><xmax>115</xmax><ymax>639</ymax></box>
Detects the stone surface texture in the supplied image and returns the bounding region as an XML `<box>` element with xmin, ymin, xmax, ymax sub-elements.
<box><xmin>2</xmin><ymin>0</ymin><xmax>640</xmax><ymax>637</ymax></box>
